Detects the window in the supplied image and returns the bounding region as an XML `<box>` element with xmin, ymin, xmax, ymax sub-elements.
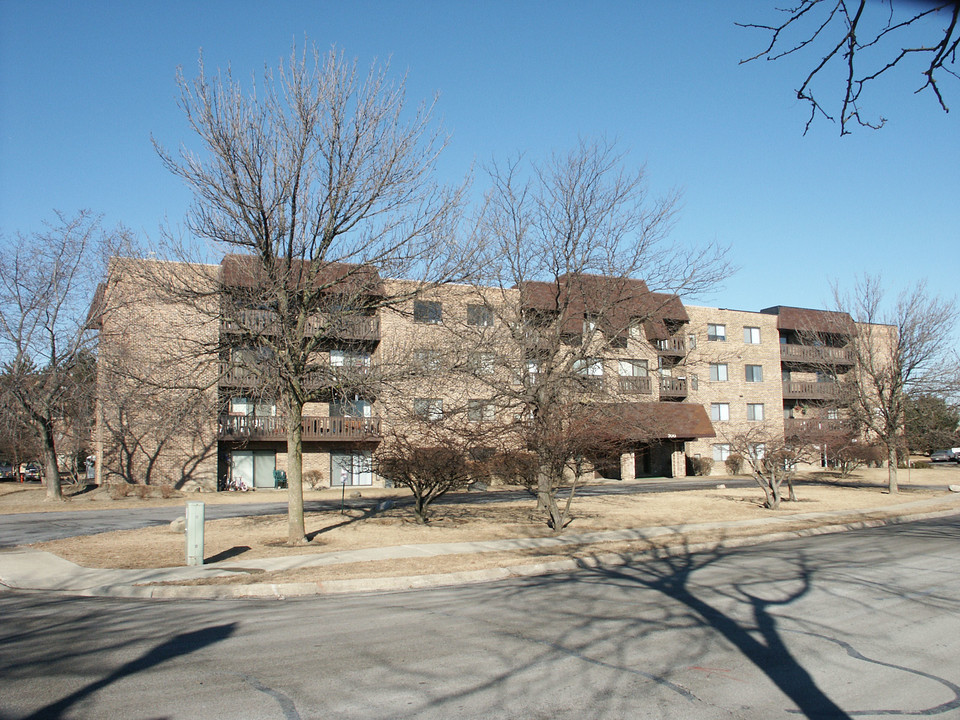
<box><xmin>744</xmin><ymin>364</ymin><xmax>763</xmax><ymax>383</ymax></box>
<box><xmin>707</xmin><ymin>323</ymin><xmax>726</xmax><ymax>342</ymax></box>
<box><xmin>713</xmin><ymin>444</ymin><xmax>731</xmax><ymax>462</ymax></box>
<box><xmin>744</xmin><ymin>326</ymin><xmax>761</xmax><ymax>344</ymax></box>
<box><xmin>687</xmin><ymin>333</ymin><xmax>697</xmax><ymax>350</ymax></box>
<box><xmin>229</xmin><ymin>398</ymin><xmax>276</xmax><ymax>417</ymax></box>
<box><xmin>628</xmin><ymin>320</ymin><xmax>642</xmax><ymax>340</ymax></box>
<box><xmin>583</xmin><ymin>315</ymin><xmax>598</xmax><ymax>334</ymax></box>
<box><xmin>782</xmin><ymin>370</ymin><xmax>791</xmax><ymax>382</ymax></box>
<box><xmin>749</xmin><ymin>442</ymin><xmax>766</xmax><ymax>460</ymax></box>
<box><xmin>468</xmin><ymin>399</ymin><xmax>495</xmax><ymax>422</ymax></box>
<box><xmin>690</xmin><ymin>374</ymin><xmax>699</xmax><ymax>391</ymax></box>
<box><xmin>618</xmin><ymin>359</ymin><xmax>648</xmax><ymax>377</ymax></box>
<box><xmin>710</xmin><ymin>403</ymin><xmax>730</xmax><ymax>421</ymax></box>
<box><xmin>414</xmin><ymin>398</ymin><xmax>443</xmax><ymax>421</ymax></box>
<box><xmin>414</xmin><ymin>349</ymin><xmax>443</xmax><ymax>372</ymax></box>
<box><xmin>574</xmin><ymin>358</ymin><xmax>603</xmax><ymax>376</ymax></box>
<box><xmin>466</xmin><ymin>304</ymin><xmax>493</xmax><ymax>327</ymax></box>
<box><xmin>747</xmin><ymin>403</ymin><xmax>764</xmax><ymax>421</ymax></box>
<box><xmin>468</xmin><ymin>351</ymin><xmax>495</xmax><ymax>375</ymax></box>
<box><xmin>413</xmin><ymin>300</ymin><xmax>442</xmax><ymax>324</ymax></box>
<box><xmin>827</xmin><ymin>408</ymin><xmax>840</xmax><ymax>420</ymax></box>
<box><xmin>709</xmin><ymin>363</ymin><xmax>728</xmax><ymax>382</ymax></box>
<box><xmin>330</xmin><ymin>349</ymin><xmax>371</xmax><ymax>368</ymax></box>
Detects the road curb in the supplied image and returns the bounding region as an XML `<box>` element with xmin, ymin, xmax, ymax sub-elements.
<box><xmin>87</xmin><ymin>502</ymin><xmax>960</xmax><ymax>600</ymax></box>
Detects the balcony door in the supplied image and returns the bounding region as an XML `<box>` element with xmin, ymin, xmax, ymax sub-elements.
<box><xmin>331</xmin><ymin>451</ymin><xmax>373</xmax><ymax>486</ymax></box>
<box><xmin>231</xmin><ymin>450</ymin><xmax>277</xmax><ymax>489</ymax></box>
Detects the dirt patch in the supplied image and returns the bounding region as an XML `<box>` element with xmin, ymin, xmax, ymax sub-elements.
<box><xmin>30</xmin><ymin>481</ymin><xmax>951</xmax><ymax>575</ymax></box>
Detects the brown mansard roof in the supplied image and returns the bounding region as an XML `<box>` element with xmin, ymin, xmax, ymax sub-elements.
<box><xmin>518</xmin><ymin>274</ymin><xmax>689</xmax><ymax>334</ymax></box>
<box><xmin>583</xmin><ymin>401</ymin><xmax>716</xmax><ymax>443</ymax></box>
<box><xmin>221</xmin><ymin>255</ymin><xmax>384</xmax><ymax>297</ymax></box>
<box><xmin>760</xmin><ymin>305</ymin><xmax>856</xmax><ymax>335</ymax></box>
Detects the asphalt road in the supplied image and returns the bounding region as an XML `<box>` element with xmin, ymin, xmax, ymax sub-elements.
<box><xmin>2</xmin><ymin>516</ymin><xmax>959</xmax><ymax>719</ymax></box>
<box><xmin>0</xmin><ymin>478</ymin><xmax>759</xmax><ymax>547</ymax></box>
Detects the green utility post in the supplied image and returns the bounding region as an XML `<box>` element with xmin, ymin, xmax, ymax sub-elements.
<box><xmin>185</xmin><ymin>501</ymin><xmax>204</xmax><ymax>566</ymax></box>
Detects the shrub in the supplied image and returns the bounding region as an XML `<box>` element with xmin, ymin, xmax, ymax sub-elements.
<box><xmin>690</xmin><ymin>457</ymin><xmax>714</xmax><ymax>476</ymax></box>
<box><xmin>135</xmin><ymin>484</ymin><xmax>151</xmax><ymax>499</ymax></box>
<box><xmin>912</xmin><ymin>461</ymin><xmax>931</xmax><ymax>470</ymax></box>
<box><xmin>724</xmin><ymin>453</ymin><xmax>743</xmax><ymax>475</ymax></box>
<box><xmin>376</xmin><ymin>446</ymin><xmax>473</xmax><ymax>523</ymax></box>
<box><xmin>160</xmin><ymin>484</ymin><xmax>176</xmax><ymax>499</ymax></box>
<box><xmin>108</xmin><ymin>482</ymin><xmax>132</xmax><ymax>500</ymax></box>
<box><xmin>303</xmin><ymin>470</ymin><xmax>325</xmax><ymax>490</ymax></box>
<box><xmin>486</xmin><ymin>451</ymin><xmax>538</xmax><ymax>487</ymax></box>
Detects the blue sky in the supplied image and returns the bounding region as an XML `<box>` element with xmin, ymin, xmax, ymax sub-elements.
<box><xmin>1</xmin><ymin>0</ymin><xmax>957</xmax><ymax>316</ymax></box>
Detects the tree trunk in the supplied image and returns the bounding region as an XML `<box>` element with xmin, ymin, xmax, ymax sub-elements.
<box><xmin>536</xmin><ymin>463</ymin><xmax>561</xmax><ymax>530</ymax></box>
<box><xmin>286</xmin><ymin>399</ymin><xmax>307</xmax><ymax>545</ymax></box>
<box><xmin>887</xmin><ymin>444</ymin><xmax>899</xmax><ymax>494</ymax></box>
<box><xmin>39</xmin><ymin>419</ymin><xmax>63</xmax><ymax>501</ymax></box>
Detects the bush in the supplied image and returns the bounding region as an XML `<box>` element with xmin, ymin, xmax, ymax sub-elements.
<box><xmin>135</xmin><ymin>484</ymin><xmax>151</xmax><ymax>499</ymax></box>
<box><xmin>486</xmin><ymin>451</ymin><xmax>538</xmax><ymax>487</ymax></box>
<box><xmin>303</xmin><ymin>470</ymin><xmax>325</xmax><ymax>490</ymax></box>
<box><xmin>912</xmin><ymin>461</ymin><xmax>931</xmax><ymax>469</ymax></box>
<box><xmin>724</xmin><ymin>453</ymin><xmax>743</xmax><ymax>475</ymax></box>
<box><xmin>376</xmin><ymin>446</ymin><xmax>473</xmax><ymax>523</ymax></box>
<box><xmin>108</xmin><ymin>482</ymin><xmax>132</xmax><ymax>500</ymax></box>
<box><xmin>160</xmin><ymin>484</ymin><xmax>176</xmax><ymax>499</ymax></box>
<box><xmin>689</xmin><ymin>457</ymin><xmax>714</xmax><ymax>476</ymax></box>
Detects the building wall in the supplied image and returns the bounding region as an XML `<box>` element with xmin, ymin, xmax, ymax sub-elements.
<box><xmin>683</xmin><ymin>306</ymin><xmax>784</xmax><ymax>473</ymax></box>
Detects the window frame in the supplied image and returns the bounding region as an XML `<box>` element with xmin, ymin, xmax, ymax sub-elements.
<box><xmin>466</xmin><ymin>304</ymin><xmax>493</xmax><ymax>327</ymax></box>
<box><xmin>707</xmin><ymin>323</ymin><xmax>727</xmax><ymax>342</ymax></box>
<box><xmin>744</xmin><ymin>364</ymin><xmax>763</xmax><ymax>383</ymax></box>
<box><xmin>747</xmin><ymin>403</ymin><xmax>765</xmax><ymax>421</ymax></box>
<box><xmin>743</xmin><ymin>326</ymin><xmax>761</xmax><ymax>344</ymax></box>
<box><xmin>709</xmin><ymin>363</ymin><xmax>729</xmax><ymax>382</ymax></box>
<box><xmin>710</xmin><ymin>402</ymin><xmax>730</xmax><ymax>421</ymax></box>
<box><xmin>413</xmin><ymin>300</ymin><xmax>442</xmax><ymax>324</ymax></box>
<box><xmin>713</xmin><ymin>443</ymin><xmax>731</xmax><ymax>462</ymax></box>
<box><xmin>413</xmin><ymin>397</ymin><xmax>443</xmax><ymax>421</ymax></box>
<box><xmin>467</xmin><ymin>399</ymin><xmax>495</xmax><ymax>423</ymax></box>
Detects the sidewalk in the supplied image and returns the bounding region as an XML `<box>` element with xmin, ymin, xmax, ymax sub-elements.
<box><xmin>2</xmin><ymin>493</ymin><xmax>959</xmax><ymax>600</ymax></box>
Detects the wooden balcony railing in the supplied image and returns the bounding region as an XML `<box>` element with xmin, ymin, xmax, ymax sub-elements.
<box><xmin>653</xmin><ymin>337</ymin><xmax>687</xmax><ymax>356</ymax></box>
<box><xmin>659</xmin><ymin>377</ymin><xmax>688</xmax><ymax>398</ymax></box>
<box><xmin>218</xmin><ymin>414</ymin><xmax>382</xmax><ymax>442</ymax></box>
<box><xmin>782</xmin><ymin>381</ymin><xmax>839</xmax><ymax>400</ymax></box>
<box><xmin>222</xmin><ymin>308</ymin><xmax>379</xmax><ymax>342</ymax></box>
<box><xmin>780</xmin><ymin>344</ymin><xmax>854</xmax><ymax>365</ymax></box>
<box><xmin>784</xmin><ymin>417</ymin><xmax>848</xmax><ymax>435</ymax></box>
<box><xmin>618</xmin><ymin>376</ymin><xmax>653</xmax><ymax>394</ymax></box>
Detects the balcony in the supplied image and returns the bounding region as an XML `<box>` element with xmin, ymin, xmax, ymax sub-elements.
<box><xmin>659</xmin><ymin>377</ymin><xmax>688</xmax><ymax>398</ymax></box>
<box><xmin>784</xmin><ymin>417</ymin><xmax>848</xmax><ymax>435</ymax></box>
<box><xmin>653</xmin><ymin>337</ymin><xmax>687</xmax><ymax>357</ymax></box>
<box><xmin>222</xmin><ymin>308</ymin><xmax>379</xmax><ymax>342</ymax></box>
<box><xmin>780</xmin><ymin>343</ymin><xmax>854</xmax><ymax>366</ymax></box>
<box><xmin>618</xmin><ymin>376</ymin><xmax>653</xmax><ymax>394</ymax></box>
<box><xmin>219</xmin><ymin>414</ymin><xmax>382</xmax><ymax>442</ymax></box>
<box><xmin>219</xmin><ymin>363</ymin><xmax>373</xmax><ymax>391</ymax></box>
<box><xmin>782</xmin><ymin>381</ymin><xmax>839</xmax><ymax>400</ymax></box>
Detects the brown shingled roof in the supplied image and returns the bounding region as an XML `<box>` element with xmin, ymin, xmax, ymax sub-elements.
<box><xmin>760</xmin><ymin>306</ymin><xmax>855</xmax><ymax>335</ymax></box>
<box><xmin>582</xmin><ymin>401</ymin><xmax>716</xmax><ymax>442</ymax></box>
<box><xmin>221</xmin><ymin>255</ymin><xmax>384</xmax><ymax>296</ymax></box>
<box><xmin>518</xmin><ymin>274</ymin><xmax>688</xmax><ymax>335</ymax></box>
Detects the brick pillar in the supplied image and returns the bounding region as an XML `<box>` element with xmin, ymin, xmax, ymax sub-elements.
<box><xmin>671</xmin><ymin>446</ymin><xmax>687</xmax><ymax>478</ymax></box>
<box><xmin>620</xmin><ymin>452</ymin><xmax>635</xmax><ymax>482</ymax></box>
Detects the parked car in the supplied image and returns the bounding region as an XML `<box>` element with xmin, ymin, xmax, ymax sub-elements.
<box><xmin>929</xmin><ymin>449</ymin><xmax>956</xmax><ymax>463</ymax></box>
<box><xmin>19</xmin><ymin>463</ymin><xmax>41</xmax><ymax>481</ymax></box>
<box><xmin>0</xmin><ymin>463</ymin><xmax>16</xmax><ymax>480</ymax></box>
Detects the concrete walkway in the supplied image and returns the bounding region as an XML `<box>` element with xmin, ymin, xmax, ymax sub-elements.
<box><xmin>2</xmin><ymin>494</ymin><xmax>959</xmax><ymax>600</ymax></box>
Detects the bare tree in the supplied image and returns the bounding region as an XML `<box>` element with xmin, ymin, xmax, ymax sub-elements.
<box><xmin>153</xmin><ymin>46</ymin><xmax>466</xmax><ymax>544</ymax></box>
<box><xmin>832</xmin><ymin>276</ymin><xmax>959</xmax><ymax>492</ymax></box>
<box><xmin>0</xmin><ymin>211</ymin><xmax>121</xmax><ymax>500</ymax></box>
<box><xmin>740</xmin><ymin>1</ymin><xmax>960</xmax><ymax>134</ymax></box>
<box><xmin>454</xmin><ymin>140</ymin><xmax>729</xmax><ymax>531</ymax></box>
<box><xmin>726</xmin><ymin>426</ymin><xmax>815</xmax><ymax>509</ymax></box>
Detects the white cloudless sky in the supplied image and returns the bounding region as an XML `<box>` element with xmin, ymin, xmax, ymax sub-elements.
<box><xmin>1</xmin><ymin>0</ymin><xmax>957</xmax><ymax>318</ymax></box>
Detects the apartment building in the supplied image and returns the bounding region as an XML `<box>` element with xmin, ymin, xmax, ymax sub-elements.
<box><xmin>91</xmin><ymin>256</ymin><xmax>862</xmax><ymax>489</ymax></box>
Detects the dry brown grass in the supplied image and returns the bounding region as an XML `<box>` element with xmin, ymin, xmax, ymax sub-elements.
<box><xmin>30</xmin><ymin>477</ymin><xmax>955</xmax><ymax>577</ymax></box>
